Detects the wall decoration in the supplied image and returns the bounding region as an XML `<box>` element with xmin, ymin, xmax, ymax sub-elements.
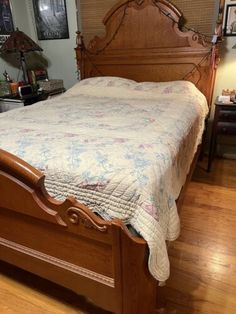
<box><xmin>0</xmin><ymin>0</ymin><xmax>14</xmax><ymax>47</ymax></box>
<box><xmin>224</xmin><ymin>4</ymin><xmax>236</xmax><ymax>36</ymax></box>
<box><xmin>33</xmin><ymin>0</ymin><xmax>69</xmax><ymax>40</ymax></box>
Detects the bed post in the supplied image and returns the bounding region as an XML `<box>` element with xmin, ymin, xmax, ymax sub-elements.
<box><xmin>112</xmin><ymin>221</ymin><xmax>157</xmax><ymax>314</ymax></box>
<box><xmin>75</xmin><ymin>31</ymin><xmax>85</xmax><ymax>79</ymax></box>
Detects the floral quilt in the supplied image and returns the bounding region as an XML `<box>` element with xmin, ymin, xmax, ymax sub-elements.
<box><xmin>0</xmin><ymin>77</ymin><xmax>208</xmax><ymax>281</ymax></box>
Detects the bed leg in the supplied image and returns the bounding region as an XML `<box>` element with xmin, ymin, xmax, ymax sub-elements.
<box><xmin>112</xmin><ymin>222</ymin><xmax>157</xmax><ymax>314</ymax></box>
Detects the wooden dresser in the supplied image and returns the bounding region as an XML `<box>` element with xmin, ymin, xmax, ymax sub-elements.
<box><xmin>208</xmin><ymin>98</ymin><xmax>236</xmax><ymax>171</ymax></box>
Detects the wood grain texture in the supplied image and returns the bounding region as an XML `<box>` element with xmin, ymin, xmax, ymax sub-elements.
<box><xmin>0</xmin><ymin>263</ymin><xmax>108</xmax><ymax>314</ymax></box>
<box><xmin>0</xmin><ymin>146</ymin><xmax>155</xmax><ymax>313</ymax></box>
<box><xmin>79</xmin><ymin>0</ymin><xmax>219</xmax><ymax>44</ymax></box>
<box><xmin>156</xmin><ymin>157</ymin><xmax>236</xmax><ymax>314</ymax></box>
<box><xmin>76</xmin><ymin>0</ymin><xmax>219</xmax><ymax>106</ymax></box>
<box><xmin>1</xmin><ymin>158</ymin><xmax>235</xmax><ymax>314</ymax></box>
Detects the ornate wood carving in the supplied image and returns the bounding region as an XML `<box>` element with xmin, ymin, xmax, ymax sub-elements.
<box><xmin>135</xmin><ymin>0</ymin><xmax>144</xmax><ymax>5</ymax></box>
<box><xmin>0</xmin><ymin>149</ymin><xmax>109</xmax><ymax>234</ymax></box>
<box><xmin>75</xmin><ymin>0</ymin><xmax>219</xmax><ymax>106</ymax></box>
<box><xmin>66</xmin><ymin>207</ymin><xmax>108</xmax><ymax>232</ymax></box>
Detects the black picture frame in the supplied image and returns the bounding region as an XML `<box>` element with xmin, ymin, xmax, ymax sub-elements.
<box><xmin>0</xmin><ymin>0</ymin><xmax>14</xmax><ymax>47</ymax></box>
<box><xmin>224</xmin><ymin>4</ymin><xmax>236</xmax><ymax>36</ymax></box>
<box><xmin>33</xmin><ymin>0</ymin><xmax>69</xmax><ymax>40</ymax></box>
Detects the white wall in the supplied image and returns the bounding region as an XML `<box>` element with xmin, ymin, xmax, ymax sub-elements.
<box><xmin>213</xmin><ymin>0</ymin><xmax>236</xmax><ymax>99</ymax></box>
<box><xmin>27</xmin><ymin>0</ymin><xmax>78</xmax><ymax>89</ymax></box>
<box><xmin>211</xmin><ymin>0</ymin><xmax>236</xmax><ymax>157</ymax></box>
<box><xmin>0</xmin><ymin>0</ymin><xmax>78</xmax><ymax>89</ymax></box>
<box><xmin>213</xmin><ymin>38</ymin><xmax>236</xmax><ymax>101</ymax></box>
<box><xmin>0</xmin><ymin>0</ymin><xmax>32</xmax><ymax>81</ymax></box>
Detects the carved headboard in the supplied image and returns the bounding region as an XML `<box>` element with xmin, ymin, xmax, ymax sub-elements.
<box><xmin>75</xmin><ymin>0</ymin><xmax>219</xmax><ymax>106</ymax></box>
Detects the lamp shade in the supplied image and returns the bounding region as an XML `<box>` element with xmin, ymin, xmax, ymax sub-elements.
<box><xmin>0</xmin><ymin>28</ymin><xmax>43</xmax><ymax>53</ymax></box>
<box><xmin>0</xmin><ymin>28</ymin><xmax>43</xmax><ymax>84</ymax></box>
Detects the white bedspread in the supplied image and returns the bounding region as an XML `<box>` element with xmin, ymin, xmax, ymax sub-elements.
<box><xmin>0</xmin><ymin>77</ymin><xmax>208</xmax><ymax>281</ymax></box>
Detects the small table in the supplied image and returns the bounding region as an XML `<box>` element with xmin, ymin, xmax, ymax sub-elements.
<box><xmin>44</xmin><ymin>87</ymin><xmax>66</xmax><ymax>98</ymax></box>
<box><xmin>0</xmin><ymin>92</ymin><xmax>49</xmax><ymax>113</ymax></box>
<box><xmin>208</xmin><ymin>98</ymin><xmax>236</xmax><ymax>171</ymax></box>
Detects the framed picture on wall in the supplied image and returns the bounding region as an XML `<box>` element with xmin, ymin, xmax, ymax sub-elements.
<box><xmin>0</xmin><ymin>0</ymin><xmax>14</xmax><ymax>47</ymax></box>
<box><xmin>33</xmin><ymin>0</ymin><xmax>69</xmax><ymax>40</ymax></box>
<box><xmin>224</xmin><ymin>4</ymin><xmax>236</xmax><ymax>36</ymax></box>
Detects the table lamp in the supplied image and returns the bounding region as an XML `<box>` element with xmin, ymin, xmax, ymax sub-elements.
<box><xmin>0</xmin><ymin>28</ymin><xmax>43</xmax><ymax>84</ymax></box>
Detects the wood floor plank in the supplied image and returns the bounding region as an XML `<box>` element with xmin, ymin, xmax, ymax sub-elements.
<box><xmin>0</xmin><ymin>262</ymin><xmax>109</xmax><ymax>314</ymax></box>
<box><xmin>184</xmin><ymin>183</ymin><xmax>236</xmax><ymax>211</ymax></box>
<box><xmin>157</xmin><ymin>158</ymin><xmax>236</xmax><ymax>314</ymax></box>
<box><xmin>193</xmin><ymin>158</ymin><xmax>236</xmax><ymax>188</ymax></box>
<box><xmin>0</xmin><ymin>272</ymin><xmax>81</xmax><ymax>314</ymax></box>
<box><xmin>0</xmin><ymin>276</ymin><xmax>82</xmax><ymax>314</ymax></box>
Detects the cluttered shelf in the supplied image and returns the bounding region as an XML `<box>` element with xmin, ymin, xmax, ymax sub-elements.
<box><xmin>0</xmin><ymin>75</ymin><xmax>65</xmax><ymax>113</ymax></box>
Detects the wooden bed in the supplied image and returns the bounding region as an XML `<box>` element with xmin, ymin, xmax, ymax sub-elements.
<box><xmin>0</xmin><ymin>1</ymin><xmax>219</xmax><ymax>313</ymax></box>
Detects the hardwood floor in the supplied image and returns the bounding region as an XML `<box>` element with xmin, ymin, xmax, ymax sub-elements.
<box><xmin>0</xmin><ymin>158</ymin><xmax>235</xmax><ymax>314</ymax></box>
<box><xmin>157</xmin><ymin>158</ymin><xmax>236</xmax><ymax>314</ymax></box>
<box><xmin>0</xmin><ymin>262</ymin><xmax>109</xmax><ymax>314</ymax></box>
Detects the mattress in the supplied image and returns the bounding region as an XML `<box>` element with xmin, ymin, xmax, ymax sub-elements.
<box><xmin>0</xmin><ymin>76</ymin><xmax>208</xmax><ymax>281</ymax></box>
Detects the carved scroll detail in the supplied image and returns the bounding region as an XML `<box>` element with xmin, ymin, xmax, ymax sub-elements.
<box><xmin>67</xmin><ymin>207</ymin><xmax>108</xmax><ymax>233</ymax></box>
<box><xmin>190</xmin><ymin>33</ymin><xmax>207</xmax><ymax>47</ymax></box>
<box><xmin>135</xmin><ymin>0</ymin><xmax>144</xmax><ymax>5</ymax></box>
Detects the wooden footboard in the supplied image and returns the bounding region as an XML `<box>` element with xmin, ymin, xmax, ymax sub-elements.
<box><xmin>0</xmin><ymin>149</ymin><xmax>156</xmax><ymax>314</ymax></box>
